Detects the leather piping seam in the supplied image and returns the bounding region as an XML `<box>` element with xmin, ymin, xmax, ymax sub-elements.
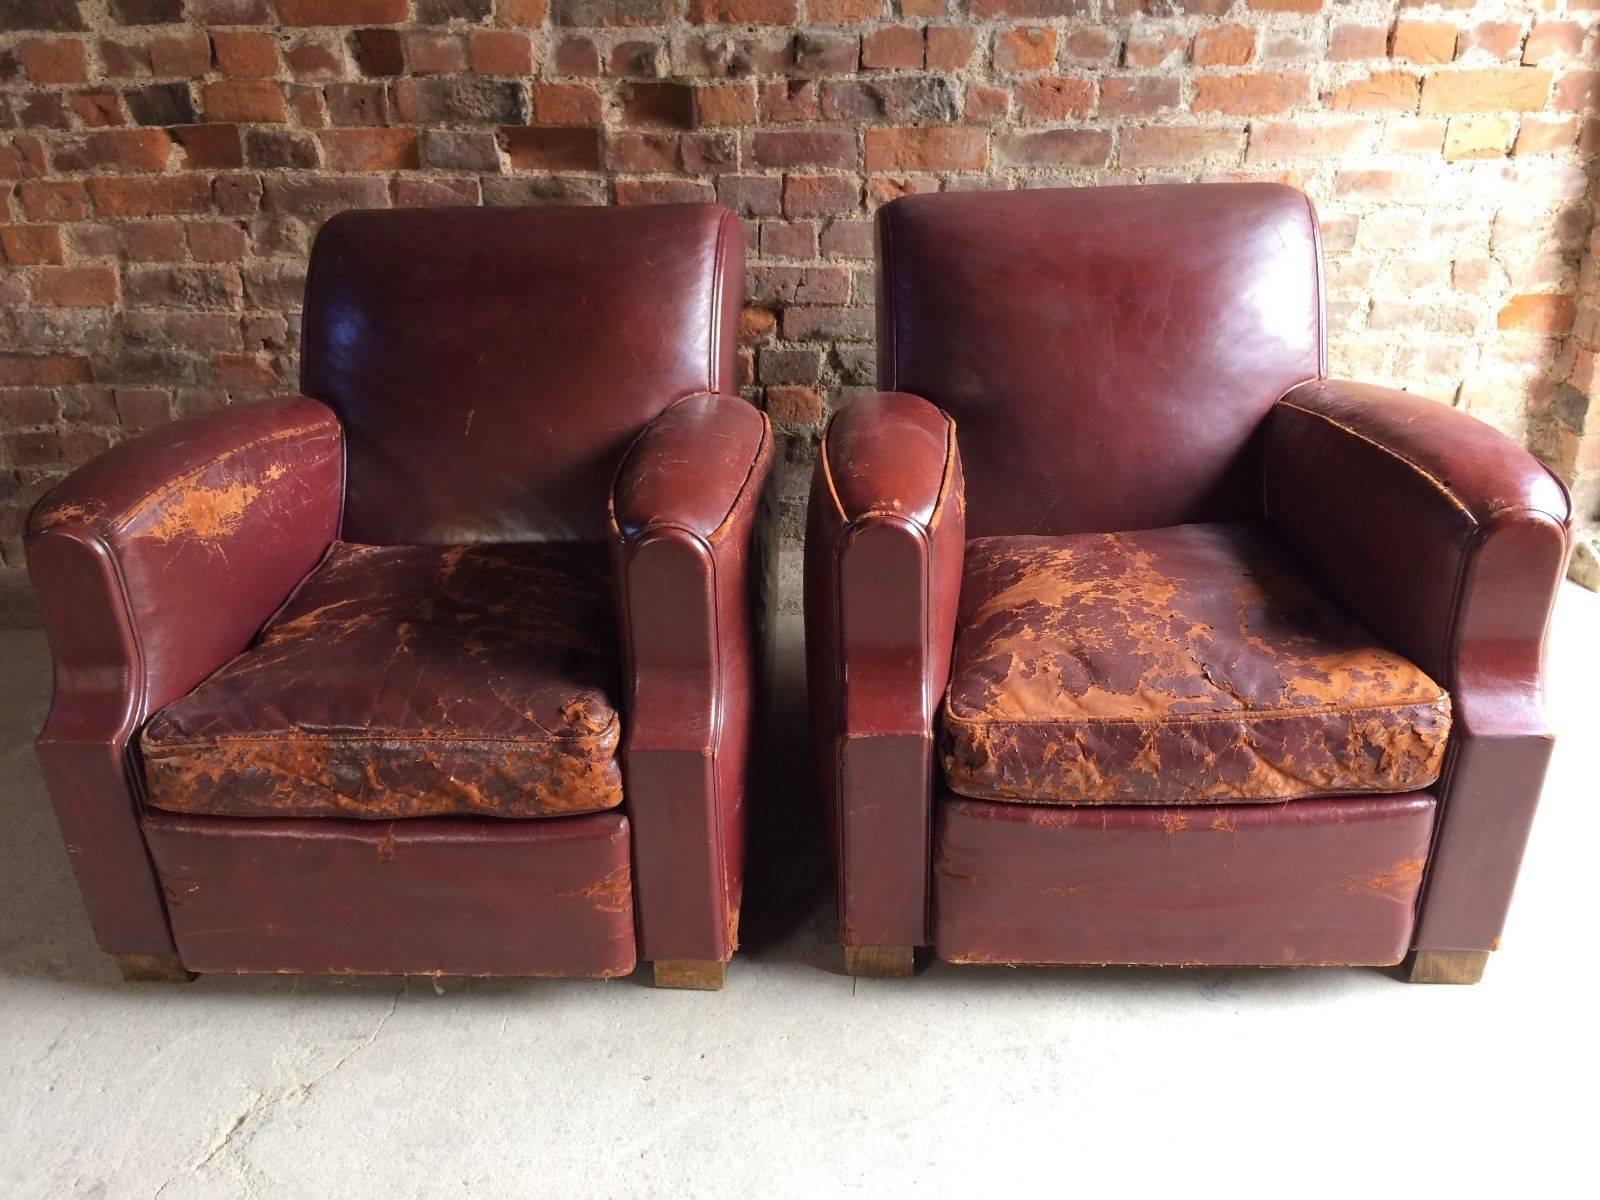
<box><xmin>1303</xmin><ymin>189</ymin><xmax>1327</xmax><ymax>378</ymax></box>
<box><xmin>709</xmin><ymin>210</ymin><xmax>736</xmax><ymax>390</ymax></box>
<box><xmin>33</xmin><ymin>419</ymin><xmax>341</xmax><ymax>540</ymax></box>
<box><xmin>1275</xmin><ymin>400</ymin><xmax>1477</xmax><ymax>522</ymax></box>
<box><xmin>942</xmin><ymin>694</ymin><xmax>1451</xmax><ymax>727</ymax></box>
<box><xmin>818</xmin><ymin>404</ymin><xmax>957</xmax><ymax>531</ymax></box>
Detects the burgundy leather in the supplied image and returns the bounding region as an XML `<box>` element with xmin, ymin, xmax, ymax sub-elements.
<box><xmin>141</xmin><ymin>542</ymin><xmax>624</xmax><ymax>821</ymax></box>
<box><xmin>31</xmin><ymin>204</ymin><xmax>763</xmax><ymax>980</ymax></box>
<box><xmin>303</xmin><ymin>203</ymin><xmax>742</xmax><ymax>545</ymax></box>
<box><xmin>611</xmin><ymin>392</ymin><xmax>774</xmax><ymax>964</ymax></box>
<box><xmin>943</xmin><ymin>524</ymin><xmax>1449</xmax><ymax>806</ymax></box>
<box><xmin>933</xmin><ymin>792</ymin><xmax>1436</xmax><ymax>967</ymax></box>
<box><xmin>805</xmin><ymin>392</ymin><xmax>965</xmax><ymax>949</ymax></box>
<box><xmin>1266</xmin><ymin>380</ymin><xmax>1572</xmax><ymax>956</ymax></box>
<box><xmin>877</xmin><ymin>183</ymin><xmax>1322</xmax><ymax>538</ymax></box>
<box><xmin>27</xmin><ymin>397</ymin><xmax>343</xmax><ymax>957</ymax></box>
<box><xmin>810</xmin><ymin>183</ymin><xmax>1568</xmax><ymax>973</ymax></box>
<box><xmin>143</xmin><ymin>810</ymin><xmax>635</xmax><ymax>977</ymax></box>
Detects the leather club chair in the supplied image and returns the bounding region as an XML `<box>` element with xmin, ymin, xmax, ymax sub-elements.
<box><xmin>29</xmin><ymin>204</ymin><xmax>772</xmax><ymax>991</ymax></box>
<box><xmin>807</xmin><ymin>184</ymin><xmax>1571</xmax><ymax>984</ymax></box>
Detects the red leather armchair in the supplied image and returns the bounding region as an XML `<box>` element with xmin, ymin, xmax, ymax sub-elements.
<box><xmin>29</xmin><ymin>203</ymin><xmax>772</xmax><ymax>990</ymax></box>
<box><xmin>807</xmin><ymin>184</ymin><xmax>1570</xmax><ymax>984</ymax></box>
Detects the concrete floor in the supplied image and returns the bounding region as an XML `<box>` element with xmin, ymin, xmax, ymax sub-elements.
<box><xmin>2</xmin><ymin>590</ymin><xmax>1597</xmax><ymax>1199</ymax></box>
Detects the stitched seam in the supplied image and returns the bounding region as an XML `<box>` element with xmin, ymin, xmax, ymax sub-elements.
<box><xmin>822</xmin><ymin>403</ymin><xmax>956</xmax><ymax>532</ymax></box>
<box><xmin>709</xmin><ymin>409</ymin><xmax>772</xmax><ymax>543</ymax></box>
<box><xmin>1276</xmin><ymin>400</ymin><xmax>1478</xmax><ymax>523</ymax></box>
<box><xmin>942</xmin><ymin>694</ymin><xmax>1450</xmax><ymax>727</ymax></box>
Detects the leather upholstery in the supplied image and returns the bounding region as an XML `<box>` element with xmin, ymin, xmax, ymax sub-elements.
<box><xmin>933</xmin><ymin>792</ymin><xmax>1436</xmax><ymax>968</ymax></box>
<box><xmin>942</xmin><ymin>524</ymin><xmax>1450</xmax><ymax>806</ymax></box>
<box><xmin>805</xmin><ymin>391</ymin><xmax>965</xmax><ymax>948</ymax></box>
<box><xmin>27</xmin><ymin>396</ymin><xmax>342</xmax><ymax>957</ymax></box>
<box><xmin>810</xmin><ymin>183</ymin><xmax>1570</xmax><ymax>971</ymax></box>
<box><xmin>29</xmin><ymin>203</ymin><xmax>765</xmax><ymax>980</ymax></box>
<box><xmin>141</xmin><ymin>542</ymin><xmax>624</xmax><ymax>821</ymax></box>
<box><xmin>877</xmin><ymin>183</ymin><xmax>1321</xmax><ymax>538</ymax></box>
<box><xmin>1266</xmin><ymin>379</ymin><xmax>1571</xmax><ymax>956</ymax></box>
<box><xmin>304</xmin><ymin>203</ymin><xmax>743</xmax><ymax>545</ymax></box>
<box><xmin>611</xmin><ymin>391</ymin><xmax>775</xmax><ymax>964</ymax></box>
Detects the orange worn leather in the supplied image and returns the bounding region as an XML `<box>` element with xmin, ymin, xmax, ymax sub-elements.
<box><xmin>141</xmin><ymin>542</ymin><xmax>624</xmax><ymax>821</ymax></box>
<box><xmin>941</xmin><ymin>523</ymin><xmax>1450</xmax><ymax>806</ymax></box>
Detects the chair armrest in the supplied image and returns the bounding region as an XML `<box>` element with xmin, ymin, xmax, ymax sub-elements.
<box><xmin>26</xmin><ymin>396</ymin><xmax>343</xmax><ymax>958</ymax></box>
<box><xmin>1265</xmin><ymin>379</ymin><xmax>1570</xmax><ymax>691</ymax></box>
<box><xmin>608</xmin><ymin>392</ymin><xmax>774</xmax><ymax>965</ymax></box>
<box><xmin>805</xmin><ymin>391</ymin><xmax>965</xmax><ymax>949</ymax></box>
<box><xmin>1265</xmin><ymin>378</ymin><xmax>1572</xmax><ymax>956</ymax></box>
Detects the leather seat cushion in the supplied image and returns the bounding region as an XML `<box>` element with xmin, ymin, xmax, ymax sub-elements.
<box><xmin>141</xmin><ymin>542</ymin><xmax>625</xmax><ymax>820</ymax></box>
<box><xmin>941</xmin><ymin>523</ymin><xmax>1451</xmax><ymax>806</ymax></box>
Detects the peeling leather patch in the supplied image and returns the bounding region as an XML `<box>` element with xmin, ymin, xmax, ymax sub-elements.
<box><xmin>141</xmin><ymin>542</ymin><xmax>625</xmax><ymax>820</ymax></box>
<box><xmin>941</xmin><ymin>522</ymin><xmax>1451</xmax><ymax>806</ymax></box>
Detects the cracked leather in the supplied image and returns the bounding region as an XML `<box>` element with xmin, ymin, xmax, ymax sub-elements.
<box><xmin>141</xmin><ymin>542</ymin><xmax>625</xmax><ymax>821</ymax></box>
<box><xmin>942</xmin><ymin>523</ymin><xmax>1451</xmax><ymax>806</ymax></box>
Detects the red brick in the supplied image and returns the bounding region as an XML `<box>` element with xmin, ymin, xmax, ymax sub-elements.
<box><xmin>1498</xmin><ymin>293</ymin><xmax>1575</xmax><ymax>334</ymax></box>
<box><xmin>148</xmin><ymin>31</ymin><xmax>211</xmax><ymax>78</ymax></box>
<box><xmin>276</xmin><ymin>0</ymin><xmax>410</xmax><ymax>23</ymax></box>
<box><xmin>1553</xmin><ymin>71</ymin><xmax>1600</xmax><ymax>114</ymax></box>
<box><xmin>1390</xmin><ymin>20</ymin><xmax>1457</xmax><ymax>65</ymax></box>
<box><xmin>1098</xmin><ymin>77</ymin><xmax>1178</xmax><ymax>117</ymax></box>
<box><xmin>498</xmin><ymin>0</ymin><xmax>549</xmax><ymax>24</ymax></box>
<box><xmin>807</xmin><ymin>0</ymin><xmax>881</xmax><ymax>18</ymax></box>
<box><xmin>89</xmin><ymin>175</ymin><xmax>211</xmax><ymax>216</ymax></box>
<box><xmin>1514</xmin><ymin>116</ymin><xmax>1579</xmax><ymax>155</ymax></box>
<box><xmin>1192</xmin><ymin>25</ymin><xmax>1255</xmax><ymax>67</ymax></box>
<box><xmin>1456</xmin><ymin>22</ymin><xmax>1524</xmax><ymax>62</ymax></box>
<box><xmin>0</xmin><ymin>354</ymin><xmax>93</xmax><ymax>387</ymax></box>
<box><xmin>926</xmin><ymin>27</ymin><xmax>977</xmax><ymax>71</ymax></box>
<box><xmin>58</xmin><ymin>129</ymin><xmax>174</xmax><ymax>173</ymax></box>
<box><xmin>1523</xmin><ymin>21</ymin><xmax>1584</xmax><ymax>65</ymax></box>
<box><xmin>1123</xmin><ymin>28</ymin><xmax>1187</xmax><ymax>69</ymax></box>
<box><xmin>19</xmin><ymin>181</ymin><xmax>88</xmax><ymax>222</ymax></box>
<box><xmin>995</xmin><ymin>128</ymin><xmax>1111</xmax><ymax>167</ymax></box>
<box><xmin>32</xmin><ymin>267</ymin><xmax>119</xmax><ymax>308</ymax></box>
<box><xmin>687</xmin><ymin>0</ymin><xmax>798</xmax><ymax>22</ymax></box>
<box><xmin>696</xmin><ymin>84</ymin><xmax>759</xmax><ymax>127</ymax></box>
<box><xmin>471</xmin><ymin>30</ymin><xmax>534</xmax><ymax>76</ymax></box>
<box><xmin>1062</xmin><ymin>27</ymin><xmax>1116</xmax><ymax>67</ymax></box>
<box><xmin>1015</xmin><ymin>77</ymin><xmax>1095</xmax><ymax>121</ymax></box>
<box><xmin>203</xmin><ymin>80</ymin><xmax>288</xmax><ymax>124</ymax></box>
<box><xmin>405</xmin><ymin>33</ymin><xmax>468</xmax><ymax>75</ymax></box>
<box><xmin>501</xmin><ymin>126</ymin><xmax>604</xmax><ymax>171</ymax></box>
<box><xmin>994</xmin><ymin>27</ymin><xmax>1056</xmax><ymax>72</ymax></box>
<box><xmin>623</xmin><ymin>82</ymin><xmax>696</xmax><ymax>129</ymax></box>
<box><xmin>20</xmin><ymin>38</ymin><xmax>88</xmax><ymax>84</ymax></box>
<box><xmin>1119</xmin><ymin>124</ymin><xmax>1241</xmax><ymax>167</ymax></box>
<box><xmin>783</xmin><ymin>174</ymin><xmax>859</xmax><ymax>217</ymax></box>
<box><xmin>964</xmin><ymin>84</ymin><xmax>1009</xmax><ymax>122</ymax></box>
<box><xmin>1420</xmin><ymin>69</ymin><xmax>1552</xmax><ymax>113</ymax></box>
<box><xmin>532</xmin><ymin>84</ymin><xmax>604</xmax><ymax>126</ymax></box>
<box><xmin>213</xmin><ymin>353</ymin><xmax>280</xmax><ymax>392</ymax></box>
<box><xmin>212</xmin><ymin>31</ymin><xmax>279</xmax><ymax>77</ymax></box>
<box><xmin>1192</xmin><ymin>73</ymin><xmax>1310</xmax><ymax>116</ymax></box>
<box><xmin>862</xmin><ymin>26</ymin><xmax>924</xmax><ymax>70</ymax></box>
<box><xmin>553</xmin><ymin>38</ymin><xmax>601</xmax><ymax>76</ymax></box>
<box><xmin>864</xmin><ymin>127</ymin><xmax>987</xmax><ymax>170</ymax></box>
<box><xmin>187</xmin><ymin>221</ymin><xmax>249</xmax><ymax>262</ymax></box>
<box><xmin>1324</xmin><ymin>71</ymin><xmax>1420</xmax><ymax>112</ymax></box>
<box><xmin>765</xmin><ymin>386</ymin><xmax>825</xmax><ymax>426</ymax></box>
<box><xmin>171</xmin><ymin>124</ymin><xmax>246</xmax><ymax>169</ymax></box>
<box><xmin>0</xmin><ymin>225</ymin><xmax>65</xmax><ymax>266</ymax></box>
<box><xmin>1247</xmin><ymin>119</ymin><xmax>1372</xmax><ymax>163</ymax></box>
<box><xmin>1443</xmin><ymin>115</ymin><xmax>1513</xmax><ymax>160</ymax></box>
<box><xmin>70</xmin><ymin>90</ymin><xmax>128</xmax><ymax>127</ymax></box>
<box><xmin>1248</xmin><ymin>0</ymin><xmax>1321</xmax><ymax>11</ymax></box>
<box><xmin>759</xmin><ymin>220</ymin><xmax>817</xmax><ymax>259</ymax></box>
<box><xmin>1328</xmin><ymin>25</ymin><xmax>1388</xmax><ymax>62</ymax></box>
<box><xmin>751</xmin><ymin>130</ymin><xmax>857</xmax><ymax>169</ymax></box>
<box><xmin>318</xmin><ymin>128</ymin><xmax>420</xmax><ymax>171</ymax></box>
<box><xmin>120</xmin><ymin>221</ymin><xmax>186</xmax><ymax>262</ymax></box>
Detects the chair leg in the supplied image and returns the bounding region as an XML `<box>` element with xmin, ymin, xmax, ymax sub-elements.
<box><xmin>116</xmin><ymin>953</ymin><xmax>196</xmax><ymax>983</ymax></box>
<box><xmin>652</xmin><ymin>960</ymin><xmax>727</xmax><ymax>991</ymax></box>
<box><xmin>844</xmin><ymin>945</ymin><xmax>915</xmax><ymax>978</ymax></box>
<box><xmin>1406</xmin><ymin>949</ymin><xmax>1489</xmax><ymax>985</ymax></box>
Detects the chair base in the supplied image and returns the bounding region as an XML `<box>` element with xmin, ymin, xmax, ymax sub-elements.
<box><xmin>116</xmin><ymin>953</ymin><xmax>196</xmax><ymax>983</ymax></box>
<box><xmin>843</xmin><ymin>945</ymin><xmax>915</xmax><ymax>977</ymax></box>
<box><xmin>652</xmin><ymin>960</ymin><xmax>727</xmax><ymax>990</ymax></box>
<box><xmin>1405</xmin><ymin>949</ymin><xmax>1489</xmax><ymax>985</ymax></box>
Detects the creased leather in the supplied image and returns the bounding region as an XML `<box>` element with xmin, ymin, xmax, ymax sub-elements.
<box><xmin>142</xmin><ymin>542</ymin><xmax>624</xmax><ymax>821</ymax></box>
<box><xmin>942</xmin><ymin>523</ymin><xmax>1450</xmax><ymax>806</ymax></box>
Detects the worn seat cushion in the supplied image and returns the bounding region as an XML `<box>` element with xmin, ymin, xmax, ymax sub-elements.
<box><xmin>941</xmin><ymin>523</ymin><xmax>1451</xmax><ymax>806</ymax></box>
<box><xmin>141</xmin><ymin>542</ymin><xmax>624</xmax><ymax>820</ymax></box>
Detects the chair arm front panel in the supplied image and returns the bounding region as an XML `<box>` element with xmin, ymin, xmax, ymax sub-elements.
<box><xmin>1264</xmin><ymin>379</ymin><xmax>1571</xmax><ymax>954</ymax></box>
<box><xmin>610</xmin><ymin>393</ymin><xmax>774</xmax><ymax>964</ymax></box>
<box><xmin>27</xmin><ymin>396</ymin><xmax>344</xmax><ymax>956</ymax></box>
<box><xmin>806</xmin><ymin>392</ymin><xmax>964</xmax><ymax>949</ymax></box>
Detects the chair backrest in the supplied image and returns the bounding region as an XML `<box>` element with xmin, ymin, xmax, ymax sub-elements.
<box><xmin>302</xmin><ymin>203</ymin><xmax>742</xmax><ymax>545</ymax></box>
<box><xmin>877</xmin><ymin>183</ymin><xmax>1324</xmax><ymax>538</ymax></box>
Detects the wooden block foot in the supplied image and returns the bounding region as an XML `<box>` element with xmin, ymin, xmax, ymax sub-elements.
<box><xmin>653</xmin><ymin>960</ymin><xmax>726</xmax><ymax>991</ymax></box>
<box><xmin>843</xmin><ymin>945</ymin><xmax>915</xmax><ymax>978</ymax></box>
<box><xmin>1406</xmin><ymin>949</ymin><xmax>1489</xmax><ymax>985</ymax></box>
<box><xmin>116</xmin><ymin>953</ymin><xmax>196</xmax><ymax>983</ymax></box>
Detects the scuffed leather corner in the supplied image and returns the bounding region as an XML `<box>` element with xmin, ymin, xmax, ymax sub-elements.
<box><xmin>942</xmin><ymin>523</ymin><xmax>1451</xmax><ymax>806</ymax></box>
<box><xmin>141</xmin><ymin>542</ymin><xmax>625</xmax><ymax>821</ymax></box>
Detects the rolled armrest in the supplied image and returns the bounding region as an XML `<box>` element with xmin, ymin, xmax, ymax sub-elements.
<box><xmin>609</xmin><ymin>392</ymin><xmax>774</xmax><ymax>964</ymax></box>
<box><xmin>806</xmin><ymin>391</ymin><xmax>964</xmax><ymax>949</ymax></box>
<box><xmin>1266</xmin><ymin>379</ymin><xmax>1572</xmax><ymax>956</ymax></box>
<box><xmin>1266</xmin><ymin>379</ymin><xmax>1569</xmax><ymax>688</ymax></box>
<box><xmin>26</xmin><ymin>396</ymin><xmax>343</xmax><ymax>957</ymax></box>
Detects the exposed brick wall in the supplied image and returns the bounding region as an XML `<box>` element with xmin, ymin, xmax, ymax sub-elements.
<box><xmin>1</xmin><ymin>0</ymin><xmax>1597</xmax><ymax>587</ymax></box>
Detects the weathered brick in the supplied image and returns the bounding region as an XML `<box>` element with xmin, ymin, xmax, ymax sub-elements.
<box><xmin>1443</xmin><ymin>115</ymin><xmax>1513</xmax><ymax>160</ymax></box>
<box><xmin>696</xmin><ymin>83</ymin><xmax>759</xmax><ymax>126</ymax></box>
<box><xmin>1192</xmin><ymin>25</ymin><xmax>1255</xmax><ymax>67</ymax></box>
<box><xmin>276</xmin><ymin>0</ymin><xmax>410</xmax><ymax>23</ymax></box>
<box><xmin>89</xmin><ymin>175</ymin><xmax>211</xmax><ymax>216</ymax></box>
<box><xmin>319</xmin><ymin>129</ymin><xmax>420</xmax><ymax>171</ymax></box>
<box><xmin>864</xmin><ymin>127</ymin><xmax>986</xmax><ymax>170</ymax></box>
<box><xmin>1097</xmin><ymin>78</ymin><xmax>1176</xmax><ymax>118</ymax></box>
<box><xmin>1420</xmin><ymin>69</ymin><xmax>1552</xmax><ymax>113</ymax></box>
<box><xmin>862</xmin><ymin>25</ymin><xmax>924</xmax><ymax>70</ymax></box>
<box><xmin>1119</xmin><ymin>124</ymin><xmax>1241</xmax><ymax>167</ymax></box>
<box><xmin>1325</xmin><ymin>71</ymin><xmax>1421</xmax><ymax>112</ymax></box>
<box><xmin>20</xmin><ymin>37</ymin><xmax>88</xmax><ymax>83</ymax></box>
<box><xmin>1390</xmin><ymin>21</ymin><xmax>1457</xmax><ymax>65</ymax></box>
<box><xmin>470</xmin><ymin>30</ymin><xmax>534</xmax><ymax>76</ymax></box>
<box><xmin>213</xmin><ymin>31</ymin><xmax>279</xmax><ymax>78</ymax></box>
<box><xmin>1192</xmin><ymin>73</ymin><xmax>1310</xmax><ymax>116</ymax></box>
<box><xmin>783</xmin><ymin>174</ymin><xmax>859</xmax><ymax>217</ymax></box>
<box><xmin>752</xmin><ymin>130</ymin><xmax>856</xmax><ymax>169</ymax></box>
<box><xmin>33</xmin><ymin>266</ymin><xmax>119</xmax><ymax>307</ymax></box>
<box><xmin>994</xmin><ymin>27</ymin><xmax>1056</xmax><ymax>73</ymax></box>
<box><xmin>995</xmin><ymin>129</ymin><xmax>1111</xmax><ymax>167</ymax></box>
<box><xmin>0</xmin><ymin>224</ymin><xmax>66</xmax><ymax>266</ymax></box>
<box><xmin>1498</xmin><ymin>293</ymin><xmax>1575</xmax><ymax>334</ymax></box>
<box><xmin>502</xmin><ymin>126</ymin><xmax>604</xmax><ymax>171</ymax></box>
<box><xmin>203</xmin><ymin>80</ymin><xmax>288</xmax><ymax>123</ymax></box>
